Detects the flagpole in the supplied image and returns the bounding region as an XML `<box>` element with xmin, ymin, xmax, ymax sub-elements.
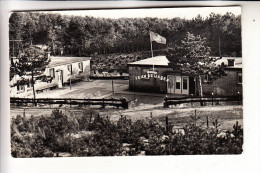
<box><xmin>150</xmin><ymin>41</ymin><xmax>155</xmax><ymax>71</ymax></box>
<box><xmin>149</xmin><ymin>31</ymin><xmax>166</xmax><ymax>71</ymax></box>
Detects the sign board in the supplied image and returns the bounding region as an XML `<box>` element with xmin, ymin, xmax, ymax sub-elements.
<box><xmin>135</xmin><ymin>74</ymin><xmax>169</xmax><ymax>82</ymax></box>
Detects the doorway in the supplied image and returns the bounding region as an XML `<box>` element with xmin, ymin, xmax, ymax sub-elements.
<box><xmin>167</xmin><ymin>75</ymin><xmax>189</xmax><ymax>95</ymax></box>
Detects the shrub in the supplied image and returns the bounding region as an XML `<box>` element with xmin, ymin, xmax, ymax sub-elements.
<box><xmin>11</xmin><ymin>109</ymin><xmax>243</xmax><ymax>157</ymax></box>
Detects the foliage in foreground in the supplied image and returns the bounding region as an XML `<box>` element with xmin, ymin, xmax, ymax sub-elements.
<box><xmin>11</xmin><ymin>109</ymin><xmax>243</xmax><ymax>157</ymax></box>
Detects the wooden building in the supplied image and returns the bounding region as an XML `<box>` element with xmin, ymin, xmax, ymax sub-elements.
<box><xmin>127</xmin><ymin>56</ymin><xmax>242</xmax><ymax>96</ymax></box>
<box><xmin>202</xmin><ymin>57</ymin><xmax>242</xmax><ymax>96</ymax></box>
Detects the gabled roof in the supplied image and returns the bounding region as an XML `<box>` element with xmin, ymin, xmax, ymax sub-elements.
<box><xmin>128</xmin><ymin>56</ymin><xmax>169</xmax><ymax>66</ymax></box>
<box><xmin>47</xmin><ymin>56</ymin><xmax>91</xmax><ymax>68</ymax></box>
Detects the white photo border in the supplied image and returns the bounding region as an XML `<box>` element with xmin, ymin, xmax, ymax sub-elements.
<box><xmin>1</xmin><ymin>1</ymin><xmax>260</xmax><ymax>173</ymax></box>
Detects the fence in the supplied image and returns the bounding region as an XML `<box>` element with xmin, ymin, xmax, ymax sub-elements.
<box><xmin>89</xmin><ymin>76</ymin><xmax>129</xmax><ymax>80</ymax></box>
<box><xmin>10</xmin><ymin>97</ymin><xmax>128</xmax><ymax>109</ymax></box>
<box><xmin>163</xmin><ymin>95</ymin><xmax>242</xmax><ymax>108</ymax></box>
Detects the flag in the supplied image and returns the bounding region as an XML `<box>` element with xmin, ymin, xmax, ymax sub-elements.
<box><xmin>150</xmin><ymin>31</ymin><xmax>166</xmax><ymax>44</ymax></box>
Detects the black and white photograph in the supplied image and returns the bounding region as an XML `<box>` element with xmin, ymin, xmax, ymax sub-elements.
<box><xmin>9</xmin><ymin>6</ymin><xmax>243</xmax><ymax>157</ymax></box>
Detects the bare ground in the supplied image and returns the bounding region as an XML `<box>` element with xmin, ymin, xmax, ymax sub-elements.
<box><xmin>11</xmin><ymin>79</ymin><xmax>243</xmax><ymax>131</ymax></box>
<box><xmin>11</xmin><ymin>104</ymin><xmax>242</xmax><ymax>131</ymax></box>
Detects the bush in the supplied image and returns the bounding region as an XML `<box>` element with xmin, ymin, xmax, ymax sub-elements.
<box><xmin>11</xmin><ymin>109</ymin><xmax>243</xmax><ymax>157</ymax></box>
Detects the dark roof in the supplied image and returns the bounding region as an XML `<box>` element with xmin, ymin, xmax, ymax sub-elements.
<box><xmin>47</xmin><ymin>56</ymin><xmax>91</xmax><ymax>68</ymax></box>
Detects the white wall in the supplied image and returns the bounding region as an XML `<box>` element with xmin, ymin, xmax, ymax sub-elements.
<box><xmin>10</xmin><ymin>60</ymin><xmax>91</xmax><ymax>97</ymax></box>
<box><xmin>45</xmin><ymin>59</ymin><xmax>90</xmax><ymax>83</ymax></box>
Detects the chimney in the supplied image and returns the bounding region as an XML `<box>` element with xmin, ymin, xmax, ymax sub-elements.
<box><xmin>227</xmin><ymin>59</ymin><xmax>235</xmax><ymax>66</ymax></box>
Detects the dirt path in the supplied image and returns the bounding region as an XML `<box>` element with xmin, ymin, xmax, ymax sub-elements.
<box><xmin>30</xmin><ymin>80</ymin><xmax>129</xmax><ymax>98</ymax></box>
<box><xmin>11</xmin><ymin>104</ymin><xmax>243</xmax><ymax>130</ymax></box>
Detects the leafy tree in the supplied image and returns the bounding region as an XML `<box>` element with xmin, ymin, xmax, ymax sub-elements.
<box><xmin>166</xmin><ymin>32</ymin><xmax>226</xmax><ymax>96</ymax></box>
<box><xmin>12</xmin><ymin>46</ymin><xmax>50</xmax><ymax>102</ymax></box>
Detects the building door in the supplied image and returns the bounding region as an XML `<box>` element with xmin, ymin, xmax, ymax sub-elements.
<box><xmin>57</xmin><ymin>70</ymin><xmax>63</xmax><ymax>88</ymax></box>
<box><xmin>167</xmin><ymin>75</ymin><xmax>189</xmax><ymax>95</ymax></box>
<box><xmin>167</xmin><ymin>75</ymin><xmax>175</xmax><ymax>94</ymax></box>
<box><xmin>175</xmin><ymin>75</ymin><xmax>182</xmax><ymax>94</ymax></box>
<box><xmin>182</xmin><ymin>76</ymin><xmax>189</xmax><ymax>95</ymax></box>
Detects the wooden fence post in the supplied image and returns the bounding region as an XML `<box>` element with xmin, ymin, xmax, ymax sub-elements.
<box><xmin>102</xmin><ymin>98</ymin><xmax>105</xmax><ymax>108</ymax></box>
<box><xmin>194</xmin><ymin>110</ymin><xmax>197</xmax><ymax>126</ymax></box>
<box><xmin>166</xmin><ymin>116</ymin><xmax>169</xmax><ymax>134</ymax></box>
<box><xmin>206</xmin><ymin>116</ymin><xmax>209</xmax><ymax>128</ymax></box>
<box><xmin>190</xmin><ymin>94</ymin><xmax>193</xmax><ymax>107</ymax></box>
<box><xmin>164</xmin><ymin>95</ymin><xmax>168</xmax><ymax>108</ymax></box>
<box><xmin>122</xmin><ymin>97</ymin><xmax>127</xmax><ymax>109</ymax></box>
<box><xmin>238</xmin><ymin>92</ymin><xmax>240</xmax><ymax>105</ymax></box>
<box><xmin>112</xmin><ymin>80</ymin><xmax>114</xmax><ymax>95</ymax></box>
<box><xmin>49</xmin><ymin>98</ymin><xmax>51</xmax><ymax>107</ymax></box>
<box><xmin>212</xmin><ymin>93</ymin><xmax>214</xmax><ymax>106</ymax></box>
<box><xmin>150</xmin><ymin>112</ymin><xmax>153</xmax><ymax>127</ymax></box>
<box><xmin>90</xmin><ymin>112</ymin><xmax>92</xmax><ymax>123</ymax></box>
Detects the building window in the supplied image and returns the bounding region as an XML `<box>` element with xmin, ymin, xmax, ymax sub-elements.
<box><xmin>183</xmin><ymin>78</ymin><xmax>188</xmax><ymax>90</ymax></box>
<box><xmin>17</xmin><ymin>85</ymin><xmax>25</xmax><ymax>91</ymax></box>
<box><xmin>49</xmin><ymin>68</ymin><xmax>55</xmax><ymax>78</ymax></box>
<box><xmin>203</xmin><ymin>72</ymin><xmax>212</xmax><ymax>83</ymax></box>
<box><xmin>27</xmin><ymin>81</ymin><xmax>32</xmax><ymax>88</ymax></box>
<box><xmin>78</xmin><ymin>62</ymin><xmax>83</xmax><ymax>72</ymax></box>
<box><xmin>176</xmin><ymin>76</ymin><xmax>181</xmax><ymax>89</ymax></box>
<box><xmin>204</xmin><ymin>74</ymin><xmax>209</xmax><ymax>83</ymax></box>
<box><xmin>176</xmin><ymin>82</ymin><xmax>181</xmax><ymax>89</ymax></box>
<box><xmin>67</xmin><ymin>64</ymin><xmax>72</xmax><ymax>74</ymax></box>
<box><xmin>238</xmin><ymin>72</ymin><xmax>242</xmax><ymax>84</ymax></box>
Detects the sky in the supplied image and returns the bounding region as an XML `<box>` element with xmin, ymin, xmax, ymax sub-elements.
<box><xmin>46</xmin><ymin>7</ymin><xmax>241</xmax><ymax>20</ymax></box>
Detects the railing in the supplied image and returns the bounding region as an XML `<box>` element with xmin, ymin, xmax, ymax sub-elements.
<box><xmin>10</xmin><ymin>97</ymin><xmax>128</xmax><ymax>109</ymax></box>
<box><xmin>163</xmin><ymin>95</ymin><xmax>242</xmax><ymax>108</ymax></box>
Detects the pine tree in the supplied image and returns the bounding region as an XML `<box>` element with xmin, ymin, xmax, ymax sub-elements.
<box><xmin>166</xmin><ymin>32</ymin><xmax>226</xmax><ymax>96</ymax></box>
<box><xmin>12</xmin><ymin>45</ymin><xmax>50</xmax><ymax>103</ymax></box>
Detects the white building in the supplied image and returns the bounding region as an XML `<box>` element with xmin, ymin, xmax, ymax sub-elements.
<box><xmin>10</xmin><ymin>56</ymin><xmax>91</xmax><ymax>97</ymax></box>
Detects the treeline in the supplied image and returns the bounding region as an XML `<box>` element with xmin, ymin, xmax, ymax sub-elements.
<box><xmin>9</xmin><ymin>11</ymin><xmax>241</xmax><ymax>57</ymax></box>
